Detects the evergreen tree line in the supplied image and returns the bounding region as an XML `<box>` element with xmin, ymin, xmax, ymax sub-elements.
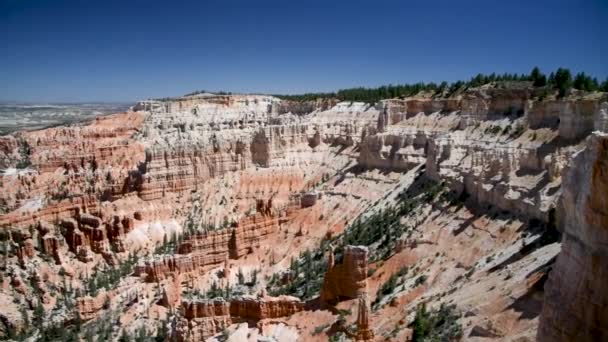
<box><xmin>275</xmin><ymin>67</ymin><xmax>608</xmax><ymax>103</ymax></box>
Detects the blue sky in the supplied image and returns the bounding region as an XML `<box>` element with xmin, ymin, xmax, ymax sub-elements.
<box><xmin>1</xmin><ymin>0</ymin><xmax>606</xmax><ymax>102</ymax></box>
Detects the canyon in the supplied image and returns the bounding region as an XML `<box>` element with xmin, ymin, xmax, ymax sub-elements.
<box><xmin>0</xmin><ymin>85</ymin><xmax>606</xmax><ymax>341</ymax></box>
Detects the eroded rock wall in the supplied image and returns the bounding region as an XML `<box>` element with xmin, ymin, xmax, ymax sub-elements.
<box><xmin>362</xmin><ymin>93</ymin><xmax>608</xmax><ymax>222</ymax></box>
<box><xmin>136</xmin><ymin>201</ymin><xmax>291</xmax><ymax>282</ymax></box>
<box><xmin>229</xmin><ymin>295</ymin><xmax>304</xmax><ymax>320</ymax></box>
<box><xmin>538</xmin><ymin>132</ymin><xmax>608</xmax><ymax>341</ymax></box>
<box><xmin>177</xmin><ymin>296</ymin><xmax>303</xmax><ymax>340</ymax></box>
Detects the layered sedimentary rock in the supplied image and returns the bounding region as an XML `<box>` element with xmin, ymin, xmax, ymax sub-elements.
<box><xmin>177</xmin><ymin>295</ymin><xmax>303</xmax><ymax>340</ymax></box>
<box><xmin>538</xmin><ymin>132</ymin><xmax>608</xmax><ymax>341</ymax></box>
<box><xmin>275</xmin><ymin>98</ymin><xmax>339</xmax><ymax>115</ymax></box>
<box><xmin>136</xmin><ymin>200</ymin><xmax>291</xmax><ymax>282</ymax></box>
<box><xmin>0</xmin><ymin>135</ymin><xmax>19</xmax><ymax>169</ymax></box>
<box><xmin>60</xmin><ymin>211</ymin><xmax>136</xmax><ymax>256</ymax></box>
<box><xmin>320</xmin><ymin>245</ymin><xmax>369</xmax><ymax>303</ymax></box>
<box><xmin>134</xmin><ymin>94</ymin><xmax>277</xmax><ymax>119</ymax></box>
<box><xmin>24</xmin><ymin>112</ymin><xmax>145</xmax><ymax>173</ymax></box>
<box><xmin>177</xmin><ymin>299</ymin><xmax>232</xmax><ymax>342</ymax></box>
<box><xmin>77</xmin><ymin>292</ymin><xmax>112</xmax><ymax>321</ymax></box>
<box><xmin>362</xmin><ymin>91</ymin><xmax>608</xmax><ymax>222</ymax></box>
<box><xmin>359</xmin><ymin>133</ymin><xmax>431</xmax><ymax>171</ymax></box>
<box><xmin>229</xmin><ymin>295</ymin><xmax>304</xmax><ymax>320</ymax></box>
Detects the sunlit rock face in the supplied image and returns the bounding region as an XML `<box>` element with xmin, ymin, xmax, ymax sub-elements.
<box><xmin>538</xmin><ymin>132</ymin><xmax>608</xmax><ymax>341</ymax></box>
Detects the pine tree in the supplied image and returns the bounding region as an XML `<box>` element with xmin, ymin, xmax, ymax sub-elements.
<box><xmin>548</xmin><ymin>72</ymin><xmax>556</xmax><ymax>87</ymax></box>
<box><xmin>155</xmin><ymin>320</ymin><xmax>168</xmax><ymax>342</ymax></box>
<box><xmin>530</xmin><ymin>67</ymin><xmax>547</xmax><ymax>87</ymax></box>
<box><xmin>554</xmin><ymin>68</ymin><xmax>573</xmax><ymax>97</ymax></box>
<box><xmin>20</xmin><ymin>307</ymin><xmax>29</xmax><ymax>335</ymax></box>
<box><xmin>602</xmin><ymin>78</ymin><xmax>608</xmax><ymax>92</ymax></box>
<box><xmin>33</xmin><ymin>300</ymin><xmax>45</xmax><ymax>327</ymax></box>
<box><xmin>237</xmin><ymin>268</ymin><xmax>245</xmax><ymax>285</ymax></box>
<box><xmin>118</xmin><ymin>329</ymin><xmax>131</xmax><ymax>342</ymax></box>
<box><xmin>411</xmin><ymin>304</ymin><xmax>431</xmax><ymax>341</ymax></box>
<box><xmin>573</xmin><ymin>72</ymin><xmax>588</xmax><ymax>90</ymax></box>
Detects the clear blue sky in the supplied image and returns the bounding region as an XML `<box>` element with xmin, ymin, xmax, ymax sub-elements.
<box><xmin>1</xmin><ymin>0</ymin><xmax>606</xmax><ymax>102</ymax></box>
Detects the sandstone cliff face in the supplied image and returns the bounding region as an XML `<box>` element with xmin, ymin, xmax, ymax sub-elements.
<box><xmin>229</xmin><ymin>295</ymin><xmax>304</xmax><ymax>320</ymax></box>
<box><xmin>0</xmin><ymin>112</ymin><xmax>145</xmax><ymax>216</ymax></box>
<box><xmin>177</xmin><ymin>295</ymin><xmax>303</xmax><ymax>340</ymax></box>
<box><xmin>361</xmin><ymin>92</ymin><xmax>608</xmax><ymax>222</ymax></box>
<box><xmin>77</xmin><ymin>291</ymin><xmax>112</xmax><ymax>321</ymax></box>
<box><xmin>538</xmin><ymin>132</ymin><xmax>608</xmax><ymax>341</ymax></box>
<box><xmin>134</xmin><ymin>94</ymin><xmax>277</xmax><ymax>120</ymax></box>
<box><xmin>0</xmin><ymin>135</ymin><xmax>19</xmax><ymax>169</ymax></box>
<box><xmin>275</xmin><ymin>98</ymin><xmax>339</xmax><ymax>115</ymax></box>
<box><xmin>177</xmin><ymin>299</ymin><xmax>232</xmax><ymax>342</ymax></box>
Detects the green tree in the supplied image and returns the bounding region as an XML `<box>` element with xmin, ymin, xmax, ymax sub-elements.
<box><xmin>530</xmin><ymin>67</ymin><xmax>547</xmax><ymax>87</ymax></box>
<box><xmin>412</xmin><ymin>304</ymin><xmax>431</xmax><ymax>341</ymax></box>
<box><xmin>411</xmin><ymin>303</ymin><xmax>462</xmax><ymax>342</ymax></box>
<box><xmin>237</xmin><ymin>268</ymin><xmax>245</xmax><ymax>285</ymax></box>
<box><xmin>573</xmin><ymin>72</ymin><xmax>598</xmax><ymax>91</ymax></box>
<box><xmin>155</xmin><ymin>320</ymin><xmax>168</xmax><ymax>342</ymax></box>
<box><xmin>33</xmin><ymin>301</ymin><xmax>45</xmax><ymax>327</ymax></box>
<box><xmin>554</xmin><ymin>67</ymin><xmax>573</xmax><ymax>97</ymax></box>
<box><xmin>19</xmin><ymin>307</ymin><xmax>29</xmax><ymax>335</ymax></box>
<box><xmin>547</xmin><ymin>72</ymin><xmax>556</xmax><ymax>87</ymax></box>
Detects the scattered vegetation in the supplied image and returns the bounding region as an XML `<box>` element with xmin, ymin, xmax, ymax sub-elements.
<box><xmin>413</xmin><ymin>274</ymin><xmax>428</xmax><ymax>287</ymax></box>
<box><xmin>410</xmin><ymin>303</ymin><xmax>462</xmax><ymax>342</ymax></box>
<box><xmin>266</xmin><ymin>176</ymin><xmax>447</xmax><ymax>300</ymax></box>
<box><xmin>15</xmin><ymin>138</ymin><xmax>32</xmax><ymax>169</ymax></box>
<box><xmin>154</xmin><ymin>231</ymin><xmax>182</xmax><ymax>254</ymax></box>
<box><xmin>373</xmin><ymin>267</ymin><xmax>408</xmax><ymax>307</ymax></box>
<box><xmin>313</xmin><ymin>323</ymin><xmax>330</xmax><ymax>335</ymax></box>
<box><xmin>266</xmin><ymin>247</ymin><xmax>327</xmax><ymax>300</ymax></box>
<box><xmin>85</xmin><ymin>252</ymin><xmax>139</xmax><ymax>296</ymax></box>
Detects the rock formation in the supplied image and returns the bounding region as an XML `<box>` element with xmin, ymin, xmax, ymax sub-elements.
<box><xmin>355</xmin><ymin>294</ymin><xmax>374</xmax><ymax>341</ymax></box>
<box><xmin>177</xmin><ymin>295</ymin><xmax>304</xmax><ymax>340</ymax></box>
<box><xmin>137</xmin><ymin>202</ymin><xmax>291</xmax><ymax>282</ymax></box>
<box><xmin>538</xmin><ymin>132</ymin><xmax>608</xmax><ymax>341</ymax></box>
<box><xmin>321</xmin><ymin>245</ymin><xmax>369</xmax><ymax>304</ymax></box>
<box><xmin>177</xmin><ymin>299</ymin><xmax>232</xmax><ymax>342</ymax></box>
<box><xmin>229</xmin><ymin>295</ymin><xmax>304</xmax><ymax>320</ymax></box>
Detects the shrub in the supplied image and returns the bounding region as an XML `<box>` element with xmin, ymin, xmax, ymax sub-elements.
<box><xmin>313</xmin><ymin>324</ymin><xmax>329</xmax><ymax>335</ymax></box>
<box><xmin>414</xmin><ymin>275</ymin><xmax>427</xmax><ymax>287</ymax></box>
<box><xmin>411</xmin><ymin>303</ymin><xmax>462</xmax><ymax>342</ymax></box>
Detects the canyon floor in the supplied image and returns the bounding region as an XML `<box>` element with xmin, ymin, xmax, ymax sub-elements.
<box><xmin>0</xmin><ymin>85</ymin><xmax>607</xmax><ymax>341</ymax></box>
